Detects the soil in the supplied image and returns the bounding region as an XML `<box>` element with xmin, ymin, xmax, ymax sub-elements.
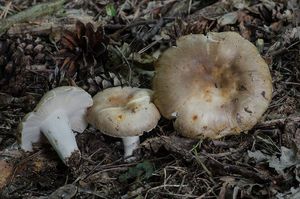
<box><xmin>0</xmin><ymin>0</ymin><xmax>299</xmax><ymax>198</ymax></box>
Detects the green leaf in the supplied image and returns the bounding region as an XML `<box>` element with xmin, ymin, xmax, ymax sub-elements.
<box><xmin>119</xmin><ymin>160</ymin><xmax>154</xmax><ymax>182</ymax></box>
<box><xmin>106</xmin><ymin>3</ymin><xmax>116</xmax><ymax>17</ymax></box>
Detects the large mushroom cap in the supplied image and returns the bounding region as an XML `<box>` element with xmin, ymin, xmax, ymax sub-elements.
<box><xmin>18</xmin><ymin>86</ymin><xmax>93</xmax><ymax>151</ymax></box>
<box><xmin>87</xmin><ymin>86</ymin><xmax>161</xmax><ymax>137</ymax></box>
<box><xmin>153</xmin><ymin>32</ymin><xmax>272</xmax><ymax>139</ymax></box>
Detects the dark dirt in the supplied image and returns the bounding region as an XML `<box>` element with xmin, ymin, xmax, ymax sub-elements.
<box><xmin>0</xmin><ymin>0</ymin><xmax>299</xmax><ymax>198</ymax></box>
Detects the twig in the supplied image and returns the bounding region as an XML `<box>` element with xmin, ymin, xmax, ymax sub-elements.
<box><xmin>138</xmin><ymin>18</ymin><xmax>164</xmax><ymax>43</ymax></box>
<box><xmin>0</xmin><ymin>0</ymin><xmax>65</xmax><ymax>36</ymax></box>
<box><xmin>115</xmin><ymin>46</ymin><xmax>132</xmax><ymax>85</ymax></box>
<box><xmin>283</xmin><ymin>82</ymin><xmax>300</xmax><ymax>86</ymax></box>
<box><xmin>0</xmin><ymin>2</ymin><xmax>12</xmax><ymax>19</ymax></box>
<box><xmin>192</xmin><ymin>149</ymin><xmax>215</xmax><ymax>184</ymax></box>
<box><xmin>223</xmin><ymin>165</ymin><xmax>269</xmax><ymax>182</ymax></box>
<box><xmin>201</xmin><ymin>141</ymin><xmax>249</xmax><ymax>158</ymax></box>
<box><xmin>255</xmin><ymin>116</ymin><xmax>300</xmax><ymax>128</ymax></box>
<box><xmin>145</xmin><ymin>184</ymin><xmax>188</xmax><ymax>199</ymax></box>
<box><xmin>107</xmin><ymin>17</ymin><xmax>174</xmax><ymax>40</ymax></box>
<box><xmin>268</xmin><ymin>40</ymin><xmax>300</xmax><ymax>57</ymax></box>
<box><xmin>105</xmin><ymin>20</ymin><xmax>158</xmax><ymax>30</ymax></box>
<box><xmin>154</xmin><ymin>191</ymin><xmax>199</xmax><ymax>198</ymax></box>
<box><xmin>138</xmin><ymin>37</ymin><xmax>162</xmax><ymax>54</ymax></box>
<box><xmin>77</xmin><ymin>187</ymin><xmax>109</xmax><ymax>199</ymax></box>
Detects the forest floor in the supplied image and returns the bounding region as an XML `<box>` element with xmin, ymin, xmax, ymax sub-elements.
<box><xmin>0</xmin><ymin>0</ymin><xmax>299</xmax><ymax>198</ymax></box>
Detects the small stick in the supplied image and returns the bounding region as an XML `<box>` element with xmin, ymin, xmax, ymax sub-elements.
<box><xmin>0</xmin><ymin>0</ymin><xmax>65</xmax><ymax>36</ymax></box>
<box><xmin>255</xmin><ymin>116</ymin><xmax>300</xmax><ymax>128</ymax></box>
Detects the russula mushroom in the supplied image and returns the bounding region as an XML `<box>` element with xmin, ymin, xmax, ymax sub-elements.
<box><xmin>153</xmin><ymin>32</ymin><xmax>272</xmax><ymax>139</ymax></box>
<box><xmin>18</xmin><ymin>86</ymin><xmax>93</xmax><ymax>166</ymax></box>
<box><xmin>87</xmin><ymin>86</ymin><xmax>160</xmax><ymax>159</ymax></box>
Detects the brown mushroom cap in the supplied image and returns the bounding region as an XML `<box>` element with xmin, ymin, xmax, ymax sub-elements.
<box><xmin>153</xmin><ymin>32</ymin><xmax>272</xmax><ymax>139</ymax></box>
<box><xmin>87</xmin><ymin>86</ymin><xmax>161</xmax><ymax>137</ymax></box>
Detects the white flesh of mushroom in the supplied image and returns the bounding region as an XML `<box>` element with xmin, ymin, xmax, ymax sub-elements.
<box><xmin>18</xmin><ymin>86</ymin><xmax>93</xmax><ymax>167</ymax></box>
<box><xmin>120</xmin><ymin>95</ymin><xmax>150</xmax><ymax>160</ymax></box>
<box><xmin>122</xmin><ymin>136</ymin><xmax>140</xmax><ymax>160</ymax></box>
<box><xmin>40</xmin><ymin>110</ymin><xmax>79</xmax><ymax>164</ymax></box>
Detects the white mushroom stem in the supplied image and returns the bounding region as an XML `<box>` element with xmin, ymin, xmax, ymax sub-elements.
<box><xmin>40</xmin><ymin>110</ymin><xmax>80</xmax><ymax>164</ymax></box>
<box><xmin>122</xmin><ymin>136</ymin><xmax>140</xmax><ymax>158</ymax></box>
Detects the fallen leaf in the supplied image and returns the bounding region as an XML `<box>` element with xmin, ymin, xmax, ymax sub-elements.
<box><xmin>49</xmin><ymin>184</ymin><xmax>77</xmax><ymax>199</ymax></box>
<box><xmin>248</xmin><ymin>150</ymin><xmax>270</xmax><ymax>163</ymax></box>
<box><xmin>218</xmin><ymin>12</ymin><xmax>238</xmax><ymax>26</ymax></box>
<box><xmin>269</xmin><ymin>146</ymin><xmax>300</xmax><ymax>174</ymax></box>
<box><xmin>276</xmin><ymin>186</ymin><xmax>300</xmax><ymax>199</ymax></box>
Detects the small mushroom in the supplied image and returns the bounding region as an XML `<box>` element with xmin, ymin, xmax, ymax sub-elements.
<box><xmin>153</xmin><ymin>32</ymin><xmax>272</xmax><ymax>139</ymax></box>
<box><xmin>87</xmin><ymin>86</ymin><xmax>160</xmax><ymax>160</ymax></box>
<box><xmin>18</xmin><ymin>86</ymin><xmax>93</xmax><ymax>166</ymax></box>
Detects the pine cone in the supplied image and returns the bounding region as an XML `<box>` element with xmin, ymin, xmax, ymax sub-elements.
<box><xmin>86</xmin><ymin>72</ymin><xmax>127</xmax><ymax>95</ymax></box>
<box><xmin>57</xmin><ymin>20</ymin><xmax>109</xmax><ymax>78</ymax></box>
<box><xmin>167</xmin><ymin>19</ymin><xmax>215</xmax><ymax>41</ymax></box>
<box><xmin>0</xmin><ymin>34</ymin><xmax>53</xmax><ymax>96</ymax></box>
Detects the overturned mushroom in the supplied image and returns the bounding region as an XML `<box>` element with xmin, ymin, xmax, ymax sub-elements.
<box><xmin>87</xmin><ymin>86</ymin><xmax>160</xmax><ymax>160</ymax></box>
<box><xmin>153</xmin><ymin>32</ymin><xmax>272</xmax><ymax>139</ymax></box>
<box><xmin>18</xmin><ymin>86</ymin><xmax>93</xmax><ymax>166</ymax></box>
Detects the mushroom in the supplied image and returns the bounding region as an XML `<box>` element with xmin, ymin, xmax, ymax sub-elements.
<box><xmin>18</xmin><ymin>86</ymin><xmax>93</xmax><ymax>166</ymax></box>
<box><xmin>87</xmin><ymin>86</ymin><xmax>160</xmax><ymax>159</ymax></box>
<box><xmin>153</xmin><ymin>32</ymin><xmax>272</xmax><ymax>139</ymax></box>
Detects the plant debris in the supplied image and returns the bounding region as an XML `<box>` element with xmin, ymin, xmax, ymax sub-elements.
<box><xmin>57</xmin><ymin>20</ymin><xmax>109</xmax><ymax>78</ymax></box>
<box><xmin>0</xmin><ymin>0</ymin><xmax>299</xmax><ymax>198</ymax></box>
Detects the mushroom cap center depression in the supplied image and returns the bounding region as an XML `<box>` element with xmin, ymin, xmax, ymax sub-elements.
<box><xmin>184</xmin><ymin>60</ymin><xmax>240</xmax><ymax>105</ymax></box>
<box><xmin>94</xmin><ymin>93</ymin><xmax>148</xmax><ymax>114</ymax></box>
<box><xmin>107</xmin><ymin>94</ymin><xmax>134</xmax><ymax>107</ymax></box>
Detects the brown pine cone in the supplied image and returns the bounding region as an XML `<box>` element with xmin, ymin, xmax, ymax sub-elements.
<box><xmin>57</xmin><ymin>20</ymin><xmax>109</xmax><ymax>79</ymax></box>
<box><xmin>0</xmin><ymin>34</ymin><xmax>54</xmax><ymax>96</ymax></box>
<box><xmin>167</xmin><ymin>18</ymin><xmax>216</xmax><ymax>42</ymax></box>
<box><xmin>86</xmin><ymin>72</ymin><xmax>128</xmax><ymax>95</ymax></box>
